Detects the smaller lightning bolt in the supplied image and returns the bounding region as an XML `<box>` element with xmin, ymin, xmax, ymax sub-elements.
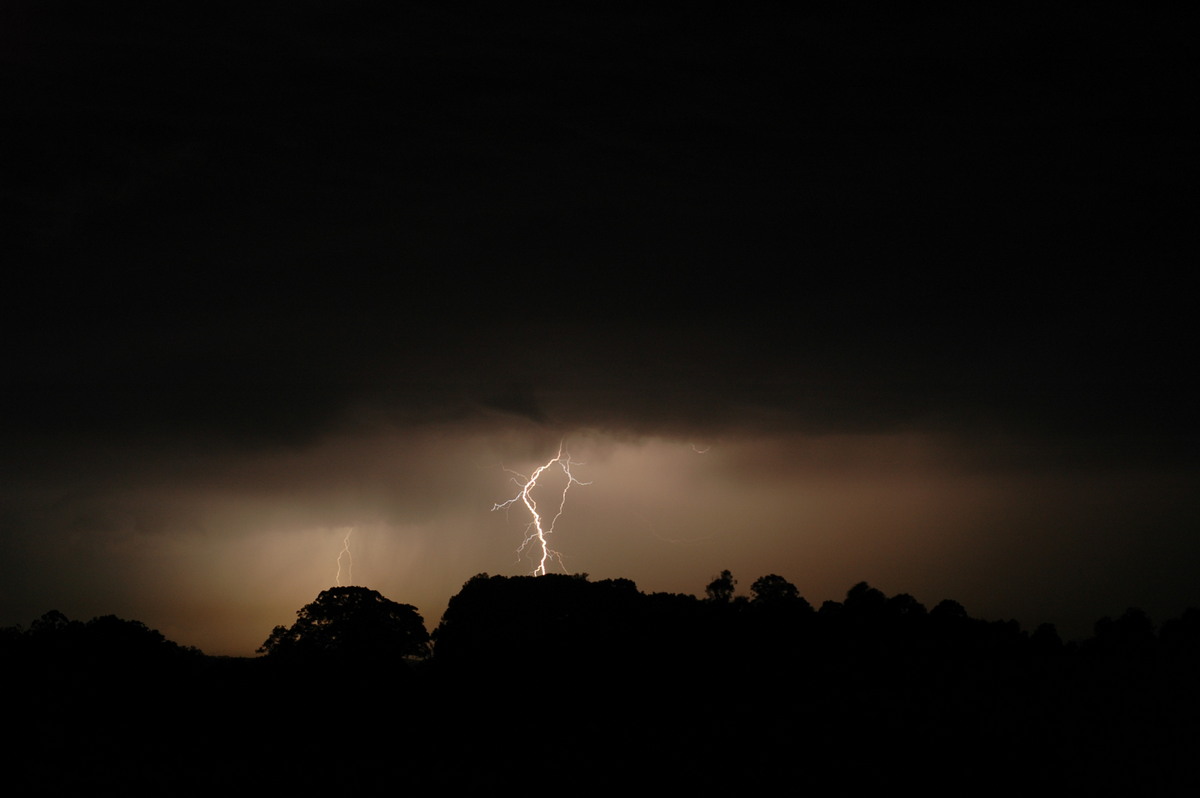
<box><xmin>335</xmin><ymin>527</ymin><xmax>354</xmax><ymax>586</ymax></box>
<box><xmin>493</xmin><ymin>442</ymin><xmax>590</xmax><ymax>575</ymax></box>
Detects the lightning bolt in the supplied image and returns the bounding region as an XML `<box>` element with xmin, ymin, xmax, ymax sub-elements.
<box><xmin>335</xmin><ymin>527</ymin><xmax>354</xmax><ymax>586</ymax></box>
<box><xmin>492</xmin><ymin>442</ymin><xmax>591</xmax><ymax>575</ymax></box>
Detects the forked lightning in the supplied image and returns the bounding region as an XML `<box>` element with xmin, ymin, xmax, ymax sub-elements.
<box><xmin>493</xmin><ymin>443</ymin><xmax>590</xmax><ymax>575</ymax></box>
<box><xmin>335</xmin><ymin>527</ymin><xmax>353</xmax><ymax>586</ymax></box>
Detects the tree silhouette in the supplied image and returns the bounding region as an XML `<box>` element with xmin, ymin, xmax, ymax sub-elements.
<box><xmin>705</xmin><ymin>569</ymin><xmax>737</xmax><ymax>603</ymax></box>
<box><xmin>1160</xmin><ymin>608</ymin><xmax>1200</xmax><ymax>656</ymax></box>
<box><xmin>1030</xmin><ymin>622</ymin><xmax>1063</xmax><ymax>654</ymax></box>
<box><xmin>885</xmin><ymin>593</ymin><xmax>927</xmax><ymax>619</ymax></box>
<box><xmin>432</xmin><ymin>573</ymin><xmax>650</xmax><ymax>671</ymax></box>
<box><xmin>259</xmin><ymin>586</ymin><xmax>430</xmax><ymax>663</ymax></box>
<box><xmin>749</xmin><ymin>574</ymin><xmax>802</xmax><ymax>605</ymax></box>
<box><xmin>844</xmin><ymin>581</ymin><xmax>887</xmax><ymax>616</ymax></box>
<box><xmin>1090</xmin><ymin>607</ymin><xmax>1156</xmax><ymax>655</ymax></box>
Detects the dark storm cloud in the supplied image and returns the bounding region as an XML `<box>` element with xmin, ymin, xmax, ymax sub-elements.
<box><xmin>4</xmin><ymin>5</ymin><xmax>1194</xmax><ymax>465</ymax></box>
<box><xmin>5</xmin><ymin>3</ymin><xmax>1189</xmax><ymax>456</ymax></box>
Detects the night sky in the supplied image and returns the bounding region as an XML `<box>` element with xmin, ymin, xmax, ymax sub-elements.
<box><xmin>3</xmin><ymin>4</ymin><xmax>1196</xmax><ymax>655</ymax></box>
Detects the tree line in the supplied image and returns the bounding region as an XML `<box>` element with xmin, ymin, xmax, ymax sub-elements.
<box><xmin>6</xmin><ymin>572</ymin><xmax>1200</xmax><ymax>792</ymax></box>
<box><xmin>7</xmin><ymin>571</ymin><xmax>1200</xmax><ymax>668</ymax></box>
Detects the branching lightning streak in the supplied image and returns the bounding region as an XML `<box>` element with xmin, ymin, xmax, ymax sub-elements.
<box><xmin>335</xmin><ymin>527</ymin><xmax>353</xmax><ymax>586</ymax></box>
<box><xmin>492</xmin><ymin>443</ymin><xmax>590</xmax><ymax>575</ymax></box>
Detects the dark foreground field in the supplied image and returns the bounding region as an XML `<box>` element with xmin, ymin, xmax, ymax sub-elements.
<box><xmin>7</xmin><ymin>574</ymin><xmax>1200</xmax><ymax>794</ymax></box>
